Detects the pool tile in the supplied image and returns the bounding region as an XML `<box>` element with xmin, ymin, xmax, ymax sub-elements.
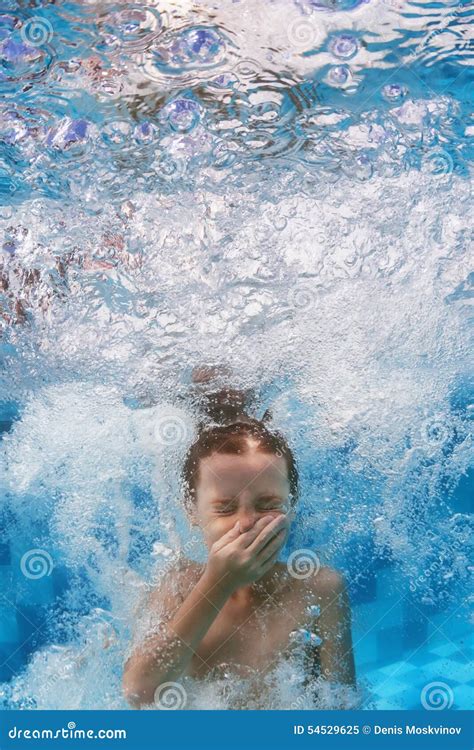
<box><xmin>0</xmin><ymin>644</ymin><xmax>23</xmax><ymax>682</ymax></box>
<box><xmin>373</xmin><ymin>696</ymin><xmax>404</xmax><ymax>709</ymax></box>
<box><xmin>375</xmin><ymin>568</ymin><xmax>402</xmax><ymax>602</ymax></box>
<box><xmin>429</xmin><ymin>641</ymin><xmax>463</xmax><ymax>658</ymax></box>
<box><xmin>377</xmin><ymin>660</ymin><xmax>418</xmax><ymax>679</ymax></box>
<box><xmin>395</xmin><ymin>687</ymin><xmax>423</xmax><ymax>709</ymax></box>
<box><xmin>451</xmin><ymin>684</ymin><xmax>474</xmax><ymax>710</ymax></box>
<box><xmin>354</xmin><ymin>641</ymin><xmax>378</xmax><ymax>667</ymax></box>
<box><xmin>402</xmin><ymin>618</ymin><xmax>428</xmax><ymax>649</ymax></box>
<box><xmin>346</xmin><ymin>536</ymin><xmax>378</xmax><ymax>605</ymax></box>
<box><xmin>0</xmin><ymin>566</ymin><xmax>13</xmax><ymax>591</ymax></box>
<box><xmin>354</xmin><ymin>598</ymin><xmax>404</xmax><ymax>632</ymax></box>
<box><xmin>0</xmin><ymin>603</ymin><xmax>19</xmax><ymax>642</ymax></box>
<box><xmin>435</xmin><ymin>616</ymin><xmax>473</xmax><ymax>639</ymax></box>
<box><xmin>416</xmin><ymin>658</ymin><xmax>472</xmax><ymax>685</ymax></box>
<box><xmin>368</xmin><ymin>677</ymin><xmax>410</xmax><ymax>699</ymax></box>
<box><xmin>376</xmin><ymin>626</ymin><xmax>405</xmax><ymax>662</ymax></box>
<box><xmin>0</xmin><ymin>542</ymin><xmax>11</xmax><ymax>566</ymax></box>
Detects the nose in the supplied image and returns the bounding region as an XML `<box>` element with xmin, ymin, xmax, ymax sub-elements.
<box><xmin>238</xmin><ymin>509</ymin><xmax>259</xmax><ymax>533</ymax></box>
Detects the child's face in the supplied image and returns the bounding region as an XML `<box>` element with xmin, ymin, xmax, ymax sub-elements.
<box><xmin>192</xmin><ymin>445</ymin><xmax>293</xmax><ymax>548</ymax></box>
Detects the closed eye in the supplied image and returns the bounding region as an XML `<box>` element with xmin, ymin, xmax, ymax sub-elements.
<box><xmin>213</xmin><ymin>500</ymin><xmax>238</xmax><ymax>514</ymax></box>
<box><xmin>257</xmin><ymin>496</ymin><xmax>284</xmax><ymax>509</ymax></box>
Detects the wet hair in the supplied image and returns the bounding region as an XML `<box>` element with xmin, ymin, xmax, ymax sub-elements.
<box><xmin>181</xmin><ymin>388</ymin><xmax>299</xmax><ymax>512</ymax></box>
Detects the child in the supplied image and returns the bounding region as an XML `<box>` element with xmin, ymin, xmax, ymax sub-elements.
<box><xmin>122</xmin><ymin>373</ymin><xmax>356</xmax><ymax>709</ymax></box>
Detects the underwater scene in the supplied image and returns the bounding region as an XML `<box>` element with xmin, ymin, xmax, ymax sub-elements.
<box><xmin>0</xmin><ymin>0</ymin><xmax>472</xmax><ymax>711</ymax></box>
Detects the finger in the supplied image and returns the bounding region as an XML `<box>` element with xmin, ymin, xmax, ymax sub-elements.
<box><xmin>247</xmin><ymin>514</ymin><xmax>289</xmax><ymax>554</ymax></box>
<box><xmin>212</xmin><ymin>520</ymin><xmax>241</xmax><ymax>552</ymax></box>
<box><xmin>237</xmin><ymin>515</ymin><xmax>274</xmax><ymax>547</ymax></box>
<box><xmin>239</xmin><ymin>513</ymin><xmax>286</xmax><ymax>549</ymax></box>
<box><xmin>250</xmin><ymin>516</ymin><xmax>288</xmax><ymax>554</ymax></box>
<box><xmin>258</xmin><ymin>547</ymin><xmax>281</xmax><ymax>576</ymax></box>
<box><xmin>257</xmin><ymin>527</ymin><xmax>288</xmax><ymax>561</ymax></box>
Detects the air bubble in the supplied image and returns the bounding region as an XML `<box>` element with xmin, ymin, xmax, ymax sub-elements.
<box><xmin>289</xmin><ymin>628</ymin><xmax>323</xmax><ymax>646</ymax></box>
<box><xmin>329</xmin><ymin>34</ymin><xmax>359</xmax><ymax>60</ymax></box>
<box><xmin>382</xmin><ymin>83</ymin><xmax>407</xmax><ymax>102</ymax></box>
<box><xmin>0</xmin><ymin>109</ymin><xmax>29</xmax><ymax>144</ymax></box>
<box><xmin>102</xmin><ymin>6</ymin><xmax>162</xmax><ymax>51</ymax></box>
<box><xmin>45</xmin><ymin>118</ymin><xmax>90</xmax><ymax>151</ymax></box>
<box><xmin>273</xmin><ymin>215</ymin><xmax>288</xmax><ymax>231</ymax></box>
<box><xmin>133</xmin><ymin>121</ymin><xmax>158</xmax><ymax>144</ymax></box>
<box><xmin>163</xmin><ymin>99</ymin><xmax>201</xmax><ymax>133</ymax></box>
<box><xmin>327</xmin><ymin>65</ymin><xmax>351</xmax><ymax>87</ymax></box>
<box><xmin>156</xmin><ymin>26</ymin><xmax>226</xmax><ymax>71</ymax></box>
<box><xmin>183</xmin><ymin>28</ymin><xmax>223</xmax><ymax>63</ymax></box>
<box><xmin>100</xmin><ymin>120</ymin><xmax>132</xmax><ymax>150</ymax></box>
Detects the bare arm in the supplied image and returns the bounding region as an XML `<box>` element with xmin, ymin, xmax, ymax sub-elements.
<box><xmin>122</xmin><ymin>564</ymin><xmax>234</xmax><ymax>709</ymax></box>
<box><xmin>303</xmin><ymin>568</ymin><xmax>356</xmax><ymax>699</ymax></box>
<box><xmin>122</xmin><ymin>513</ymin><xmax>289</xmax><ymax>708</ymax></box>
<box><xmin>318</xmin><ymin>569</ymin><xmax>356</xmax><ymax>684</ymax></box>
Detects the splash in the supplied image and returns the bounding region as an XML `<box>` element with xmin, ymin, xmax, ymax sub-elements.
<box><xmin>0</xmin><ymin>0</ymin><xmax>472</xmax><ymax>711</ymax></box>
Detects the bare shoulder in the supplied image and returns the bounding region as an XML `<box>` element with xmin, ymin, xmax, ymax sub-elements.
<box><xmin>313</xmin><ymin>566</ymin><xmax>347</xmax><ymax>595</ymax></box>
<box><xmin>147</xmin><ymin>556</ymin><xmax>204</xmax><ymax>611</ymax></box>
<box><xmin>298</xmin><ymin>565</ymin><xmax>348</xmax><ymax>603</ymax></box>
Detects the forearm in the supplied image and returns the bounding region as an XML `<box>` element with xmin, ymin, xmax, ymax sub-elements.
<box><xmin>123</xmin><ymin>569</ymin><xmax>233</xmax><ymax>708</ymax></box>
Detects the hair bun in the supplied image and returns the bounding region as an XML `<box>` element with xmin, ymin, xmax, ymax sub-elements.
<box><xmin>189</xmin><ymin>366</ymin><xmax>261</xmax><ymax>426</ymax></box>
<box><xmin>201</xmin><ymin>388</ymin><xmax>255</xmax><ymax>425</ymax></box>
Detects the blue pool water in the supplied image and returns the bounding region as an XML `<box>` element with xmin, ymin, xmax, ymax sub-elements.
<box><xmin>0</xmin><ymin>0</ymin><xmax>473</xmax><ymax>710</ymax></box>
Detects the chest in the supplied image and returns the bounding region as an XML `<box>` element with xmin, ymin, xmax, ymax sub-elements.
<box><xmin>186</xmin><ymin>588</ymin><xmax>308</xmax><ymax>678</ymax></box>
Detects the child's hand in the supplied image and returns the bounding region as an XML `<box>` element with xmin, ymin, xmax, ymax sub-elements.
<box><xmin>205</xmin><ymin>514</ymin><xmax>290</xmax><ymax>593</ymax></box>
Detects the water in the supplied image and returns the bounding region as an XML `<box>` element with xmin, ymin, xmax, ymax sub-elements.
<box><xmin>0</xmin><ymin>0</ymin><xmax>472</xmax><ymax>711</ymax></box>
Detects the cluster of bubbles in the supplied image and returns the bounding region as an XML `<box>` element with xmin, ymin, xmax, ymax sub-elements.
<box><xmin>0</xmin><ymin>0</ymin><xmax>471</xmax><ymax>205</ymax></box>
